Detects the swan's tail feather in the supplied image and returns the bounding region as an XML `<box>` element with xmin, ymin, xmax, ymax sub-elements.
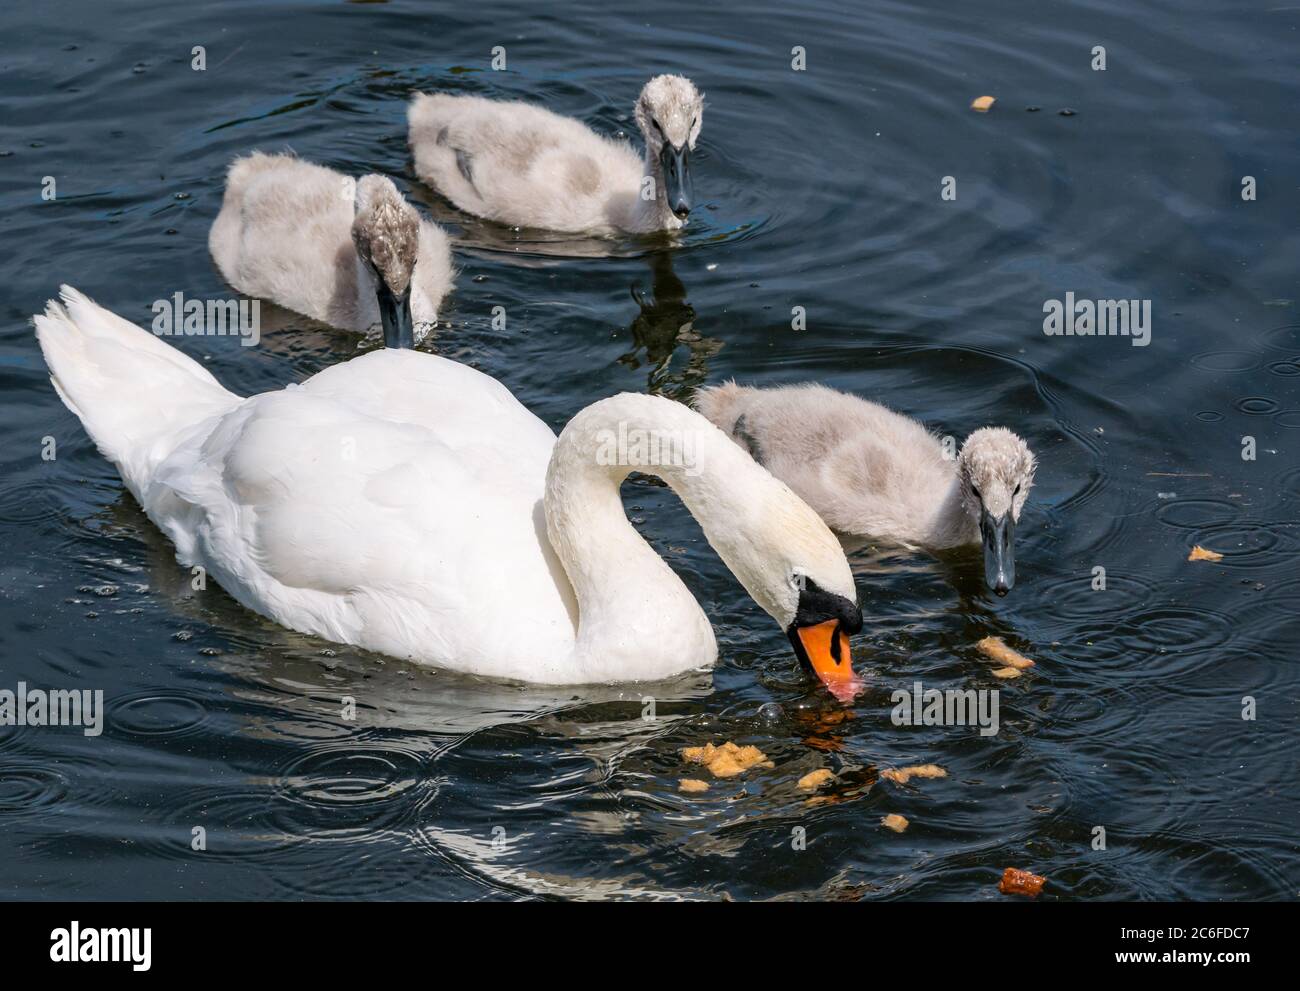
<box><xmin>33</xmin><ymin>286</ymin><xmax>240</xmax><ymax>500</ymax></box>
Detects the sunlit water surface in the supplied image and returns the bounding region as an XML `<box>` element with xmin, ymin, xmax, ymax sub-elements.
<box><xmin>0</xmin><ymin>0</ymin><xmax>1297</xmax><ymax>899</ymax></box>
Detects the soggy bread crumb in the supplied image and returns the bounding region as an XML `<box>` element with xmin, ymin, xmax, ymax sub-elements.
<box><xmin>678</xmin><ymin>778</ymin><xmax>709</xmax><ymax>793</ymax></box>
<box><xmin>681</xmin><ymin>741</ymin><xmax>774</xmax><ymax>778</ymax></box>
<box><xmin>881</xmin><ymin>813</ymin><xmax>909</xmax><ymax>832</ymax></box>
<box><xmin>797</xmin><ymin>768</ymin><xmax>835</xmax><ymax>791</ymax></box>
<box><xmin>977</xmin><ymin>636</ymin><xmax>1035</xmax><ymax>669</ymax></box>
<box><xmin>880</xmin><ymin>764</ymin><xmax>947</xmax><ymax>785</ymax></box>
<box><xmin>998</xmin><ymin>867</ymin><xmax>1046</xmax><ymax>897</ymax></box>
<box><xmin>970</xmin><ymin>95</ymin><xmax>996</xmax><ymax>112</ymax></box>
<box><xmin>1188</xmin><ymin>545</ymin><xmax>1223</xmax><ymax>562</ymax></box>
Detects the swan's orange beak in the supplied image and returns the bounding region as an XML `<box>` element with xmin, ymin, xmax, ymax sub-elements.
<box><xmin>792</xmin><ymin>619</ymin><xmax>861</xmax><ymax>703</ymax></box>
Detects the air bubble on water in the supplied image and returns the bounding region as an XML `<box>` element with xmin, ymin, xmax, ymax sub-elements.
<box><xmin>757</xmin><ymin>702</ymin><xmax>784</xmax><ymax>724</ymax></box>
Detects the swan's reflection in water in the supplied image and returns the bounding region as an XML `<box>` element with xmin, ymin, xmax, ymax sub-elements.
<box><xmin>618</xmin><ymin>250</ymin><xmax>722</xmax><ymax>402</ymax></box>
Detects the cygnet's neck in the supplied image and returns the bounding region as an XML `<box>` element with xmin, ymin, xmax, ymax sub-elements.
<box><xmin>925</xmin><ymin>473</ymin><xmax>979</xmax><ymax>550</ymax></box>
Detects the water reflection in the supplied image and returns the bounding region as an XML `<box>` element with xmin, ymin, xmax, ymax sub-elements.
<box><xmin>618</xmin><ymin>251</ymin><xmax>722</xmax><ymax>401</ymax></box>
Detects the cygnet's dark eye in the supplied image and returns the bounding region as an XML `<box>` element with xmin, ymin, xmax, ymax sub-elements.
<box><xmin>651</xmin><ymin>118</ymin><xmax>664</xmax><ymax>135</ymax></box>
<box><xmin>1013</xmin><ymin>484</ymin><xmax>1021</xmax><ymax>496</ymax></box>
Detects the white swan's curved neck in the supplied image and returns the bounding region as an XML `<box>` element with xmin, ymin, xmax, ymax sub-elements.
<box><xmin>544</xmin><ymin>394</ymin><xmax>783</xmax><ymax>682</ymax></box>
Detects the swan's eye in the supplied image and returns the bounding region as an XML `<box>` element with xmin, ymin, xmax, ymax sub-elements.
<box><xmin>970</xmin><ymin>485</ymin><xmax>981</xmax><ymax>499</ymax></box>
<box><xmin>1013</xmin><ymin>484</ymin><xmax>1021</xmax><ymax>496</ymax></box>
<box><xmin>650</xmin><ymin>118</ymin><xmax>664</xmax><ymax>135</ymax></box>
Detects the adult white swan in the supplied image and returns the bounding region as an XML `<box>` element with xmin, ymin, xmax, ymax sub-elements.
<box><xmin>408</xmin><ymin>75</ymin><xmax>703</xmax><ymax>234</ymax></box>
<box><xmin>34</xmin><ymin>288</ymin><xmax>863</xmax><ymax>697</ymax></box>
<box><xmin>210</xmin><ymin>153</ymin><xmax>455</xmax><ymax>344</ymax></box>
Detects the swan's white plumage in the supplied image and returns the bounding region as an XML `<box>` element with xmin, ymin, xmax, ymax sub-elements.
<box><xmin>37</xmin><ymin>287</ymin><xmax>576</xmax><ymax>680</ymax></box>
<box><xmin>34</xmin><ymin>287</ymin><xmax>239</xmax><ymax>495</ymax></box>
<box><xmin>36</xmin><ymin>289</ymin><xmax>858</xmax><ymax>686</ymax></box>
<box><xmin>209</xmin><ymin>153</ymin><xmax>454</xmax><ymax>334</ymax></box>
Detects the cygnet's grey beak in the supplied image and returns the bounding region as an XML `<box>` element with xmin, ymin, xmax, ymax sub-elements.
<box><xmin>659</xmin><ymin>141</ymin><xmax>692</xmax><ymax>219</ymax></box>
<box><xmin>377</xmin><ymin>283</ymin><xmax>414</xmax><ymax>350</ymax></box>
<box><xmin>980</xmin><ymin>508</ymin><xmax>1015</xmax><ymax>596</ymax></box>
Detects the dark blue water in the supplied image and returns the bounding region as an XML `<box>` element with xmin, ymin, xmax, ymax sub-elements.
<box><xmin>0</xmin><ymin>0</ymin><xmax>1297</xmax><ymax>899</ymax></box>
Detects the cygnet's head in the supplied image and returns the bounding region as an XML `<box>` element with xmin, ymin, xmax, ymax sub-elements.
<box><xmin>351</xmin><ymin>174</ymin><xmax>420</xmax><ymax>348</ymax></box>
<box><xmin>958</xmin><ymin>428</ymin><xmax>1036</xmax><ymax>596</ymax></box>
<box><xmin>634</xmin><ymin>74</ymin><xmax>703</xmax><ymax>221</ymax></box>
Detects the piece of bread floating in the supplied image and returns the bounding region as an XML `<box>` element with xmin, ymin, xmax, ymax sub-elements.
<box><xmin>1188</xmin><ymin>545</ymin><xmax>1224</xmax><ymax>562</ymax></box>
<box><xmin>977</xmin><ymin>636</ymin><xmax>1035</xmax><ymax>671</ymax></box>
<box><xmin>879</xmin><ymin>763</ymin><xmax>947</xmax><ymax>785</ymax></box>
<box><xmin>971</xmin><ymin>95</ymin><xmax>996</xmax><ymax>112</ymax></box>
<box><xmin>797</xmin><ymin>768</ymin><xmax>835</xmax><ymax>791</ymax></box>
<box><xmin>881</xmin><ymin>813</ymin><xmax>909</xmax><ymax>833</ymax></box>
<box><xmin>681</xmin><ymin>741</ymin><xmax>774</xmax><ymax>779</ymax></box>
<box><xmin>998</xmin><ymin>867</ymin><xmax>1046</xmax><ymax>897</ymax></box>
<box><xmin>678</xmin><ymin>778</ymin><xmax>709</xmax><ymax>793</ymax></box>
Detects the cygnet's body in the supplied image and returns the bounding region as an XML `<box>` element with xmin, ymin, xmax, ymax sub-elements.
<box><xmin>408</xmin><ymin>75</ymin><xmax>704</xmax><ymax>234</ymax></box>
<box><xmin>696</xmin><ymin>382</ymin><xmax>1037</xmax><ymax>594</ymax></box>
<box><xmin>210</xmin><ymin>153</ymin><xmax>454</xmax><ymax>340</ymax></box>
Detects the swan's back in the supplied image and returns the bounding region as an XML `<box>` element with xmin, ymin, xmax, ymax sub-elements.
<box><xmin>408</xmin><ymin>93</ymin><xmax>643</xmax><ymax>232</ymax></box>
<box><xmin>163</xmin><ymin>349</ymin><xmax>579</xmax><ymax>679</ymax></box>
<box><xmin>695</xmin><ymin>382</ymin><xmax>957</xmax><ymax>545</ymax></box>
